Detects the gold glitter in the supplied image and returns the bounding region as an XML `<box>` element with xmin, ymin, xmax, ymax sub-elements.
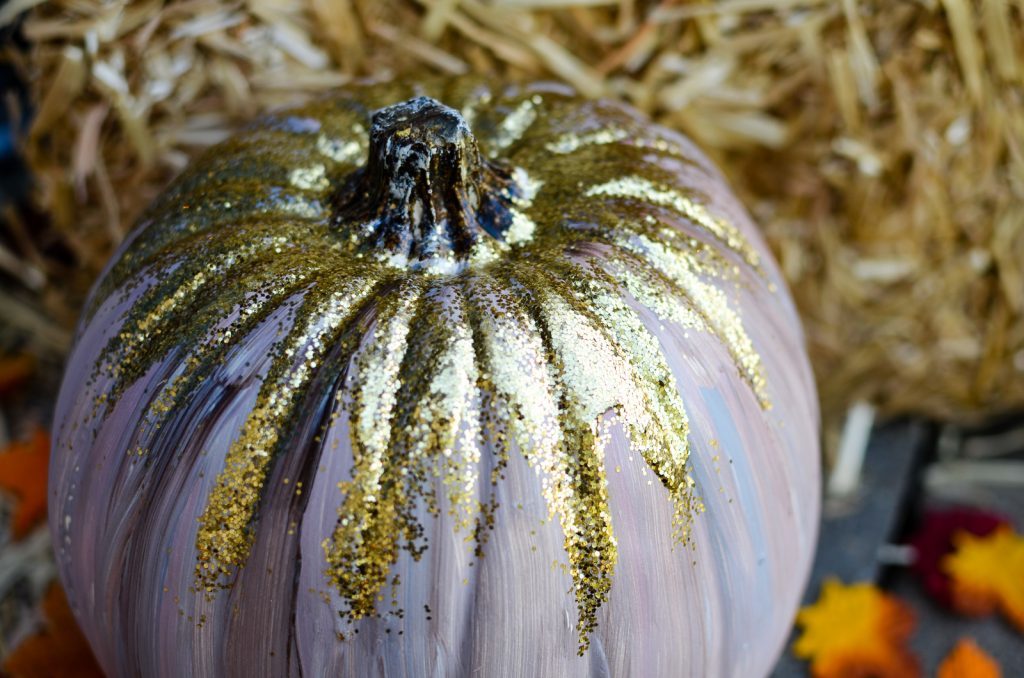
<box><xmin>89</xmin><ymin>80</ymin><xmax>775</xmax><ymax>653</ymax></box>
<box><xmin>316</xmin><ymin>131</ymin><xmax>364</xmax><ymax>164</ymax></box>
<box><xmin>537</xmin><ymin>260</ymin><xmax>698</xmax><ymax>534</ymax></box>
<box><xmin>487</xmin><ymin>95</ymin><xmax>540</xmax><ymax>156</ymax></box>
<box><xmin>503</xmin><ymin>168</ymin><xmax>542</xmax><ymax>246</ymax></box>
<box><xmin>585</xmin><ymin>175</ymin><xmax>762</xmax><ymax>271</ymax></box>
<box><xmin>504</xmin><ymin>207</ymin><xmax>537</xmax><ymax>244</ymax></box>
<box><xmin>195</xmin><ymin>273</ymin><xmax>382</xmax><ymax>591</ymax></box>
<box><xmin>288</xmin><ymin>164</ymin><xmax>330</xmax><ymax>191</ymax></box>
<box><xmin>611</xmin><ymin>233</ymin><xmax>770</xmax><ymax>407</ymax></box>
<box><xmin>545</xmin><ymin>127</ymin><xmax>631</xmax><ymax>154</ymax></box>
<box><xmin>323</xmin><ymin>281</ymin><xmax>422</xmax><ymax>617</ymax></box>
<box><xmin>545</xmin><ymin>127</ymin><xmax>702</xmax><ymax>162</ymax></box>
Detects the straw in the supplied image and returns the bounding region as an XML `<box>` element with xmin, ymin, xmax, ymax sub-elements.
<box><xmin>2</xmin><ymin>0</ymin><xmax>1022</xmax><ymax>432</ymax></box>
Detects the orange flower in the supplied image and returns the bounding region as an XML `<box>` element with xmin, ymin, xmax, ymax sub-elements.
<box><xmin>793</xmin><ymin>578</ymin><xmax>919</xmax><ymax>678</ymax></box>
<box><xmin>937</xmin><ymin>639</ymin><xmax>1001</xmax><ymax>678</ymax></box>
<box><xmin>3</xmin><ymin>583</ymin><xmax>103</xmax><ymax>678</ymax></box>
<box><xmin>0</xmin><ymin>426</ymin><xmax>50</xmax><ymax>539</ymax></box>
<box><xmin>943</xmin><ymin>526</ymin><xmax>1024</xmax><ymax>633</ymax></box>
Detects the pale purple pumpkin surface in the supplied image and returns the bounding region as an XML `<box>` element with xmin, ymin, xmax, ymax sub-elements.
<box><xmin>51</xmin><ymin>79</ymin><xmax>819</xmax><ymax>677</ymax></box>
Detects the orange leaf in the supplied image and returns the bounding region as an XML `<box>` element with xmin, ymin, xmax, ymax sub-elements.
<box><xmin>937</xmin><ymin>639</ymin><xmax>1001</xmax><ymax>678</ymax></box>
<box><xmin>3</xmin><ymin>583</ymin><xmax>104</xmax><ymax>678</ymax></box>
<box><xmin>943</xmin><ymin>526</ymin><xmax>1024</xmax><ymax>633</ymax></box>
<box><xmin>0</xmin><ymin>426</ymin><xmax>50</xmax><ymax>539</ymax></box>
<box><xmin>0</xmin><ymin>353</ymin><xmax>35</xmax><ymax>398</ymax></box>
<box><xmin>793</xmin><ymin>578</ymin><xmax>920</xmax><ymax>678</ymax></box>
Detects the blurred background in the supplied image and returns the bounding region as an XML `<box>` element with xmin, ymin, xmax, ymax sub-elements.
<box><xmin>0</xmin><ymin>0</ymin><xmax>1022</xmax><ymax>675</ymax></box>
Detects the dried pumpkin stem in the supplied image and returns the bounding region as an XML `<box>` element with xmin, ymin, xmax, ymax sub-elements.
<box><xmin>334</xmin><ymin>96</ymin><xmax>520</xmax><ymax>266</ymax></box>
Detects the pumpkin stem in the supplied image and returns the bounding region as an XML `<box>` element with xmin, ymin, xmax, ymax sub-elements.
<box><xmin>335</xmin><ymin>96</ymin><xmax>520</xmax><ymax>268</ymax></box>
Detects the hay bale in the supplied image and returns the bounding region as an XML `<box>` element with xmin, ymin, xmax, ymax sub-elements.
<box><xmin>3</xmin><ymin>0</ymin><xmax>1023</xmax><ymax>426</ymax></box>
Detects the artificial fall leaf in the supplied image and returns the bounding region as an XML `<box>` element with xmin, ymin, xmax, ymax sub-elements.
<box><xmin>943</xmin><ymin>526</ymin><xmax>1024</xmax><ymax>633</ymax></box>
<box><xmin>937</xmin><ymin>639</ymin><xmax>1001</xmax><ymax>678</ymax></box>
<box><xmin>2</xmin><ymin>583</ymin><xmax>103</xmax><ymax>678</ymax></box>
<box><xmin>0</xmin><ymin>353</ymin><xmax>36</xmax><ymax>398</ymax></box>
<box><xmin>0</xmin><ymin>426</ymin><xmax>50</xmax><ymax>539</ymax></box>
<box><xmin>907</xmin><ymin>507</ymin><xmax>1009</xmax><ymax>608</ymax></box>
<box><xmin>793</xmin><ymin>579</ymin><xmax>919</xmax><ymax>678</ymax></box>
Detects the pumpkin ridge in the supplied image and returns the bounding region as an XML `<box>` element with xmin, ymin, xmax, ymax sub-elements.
<box><xmin>474</xmin><ymin>93</ymin><xmax>542</xmax><ymax>157</ymax></box>
<box><xmin>124</xmin><ymin>188</ymin><xmax>329</xmax><ymax>275</ymax></box>
<box><xmin>325</xmin><ymin>279</ymin><xmax>426</xmax><ymax>621</ymax></box>
<box><xmin>498</xmin><ymin>269</ymin><xmax>620</xmax><ymax>654</ymax></box>
<box><xmin>150</xmin><ymin>142</ymin><xmax>336</xmax><ymax>212</ymax></box>
<box><xmin>383</xmin><ymin>284</ymin><xmax>482</xmax><ymax>531</ymax></box>
<box><xmin>323</xmin><ymin>278</ymin><xmax>497</xmax><ymax>629</ymax></box>
<box><xmin>451</xmin><ymin>275</ymin><xmax>516</xmax><ymax>563</ymax></box>
<box><xmin>592</xmin><ymin>245</ymin><xmax>710</xmax><ymax>332</ymax></box>
<box><xmin>603</xmin><ymin>219</ymin><xmax>734</xmax><ymax>279</ymax></box>
<box><xmin>137</xmin><ymin>270</ymin><xmax>330</xmax><ymax>444</ymax></box>
<box><xmin>110</xmin><ymin>218</ymin><xmax>330</xmax><ymax>312</ymax></box>
<box><xmin>90</xmin><ymin>234</ymin><xmax>343</xmax><ymax>412</ymax></box>
<box><xmin>525</xmin><ymin>258</ymin><xmax>696</xmax><ymax>500</ymax></box>
<box><xmin>122</xmin><ymin>311</ymin><xmax>307</xmax><ymax>517</ymax></box>
<box><xmin>526</xmin><ymin>145</ymin><xmax>701</xmax><ymax>205</ymax></box>
<box><xmin>547</xmin><ymin>204</ymin><xmax>728</xmax><ymax>274</ymax></box>
<box><xmin>194</xmin><ymin>273</ymin><xmax>389</xmax><ymax>594</ymax></box>
<box><xmin>463</xmin><ymin>273</ymin><xmax>563</xmax><ymax>474</ymax></box>
<box><xmin>541</xmin><ymin>124</ymin><xmax>703</xmax><ymax>165</ymax></box>
<box><xmin>543</xmin><ymin>259</ymin><xmax>701</xmax><ymax>538</ymax></box>
<box><xmin>558</xmin><ymin>218</ymin><xmax>768</xmax><ymax>410</ymax></box>
<box><xmin>130</xmin><ymin>215</ymin><xmax>331</xmax><ymax>273</ymax></box>
<box><xmin>139</xmin><ymin>176</ymin><xmax>327</xmax><ymax>225</ymax></box>
<box><xmin>584</xmin><ymin>175</ymin><xmax>762</xmax><ymax>274</ymax></box>
<box><xmin>211</xmin><ymin>122</ymin><xmax>365</xmax><ymax>171</ymax></box>
<box><xmin>458</xmin><ymin>271</ymin><xmax>565</xmax><ymax>557</ymax></box>
<box><xmin>276</xmin><ymin>292</ymin><xmax>379</xmax><ymax>660</ymax></box>
<box><xmin>610</xmin><ymin>231</ymin><xmax>770</xmax><ymax>408</ymax></box>
<box><xmin>93</xmin><ymin>197</ymin><xmax>331</xmax><ymax>312</ymax></box>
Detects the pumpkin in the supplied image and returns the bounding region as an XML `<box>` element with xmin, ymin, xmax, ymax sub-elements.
<box><xmin>51</xmin><ymin>78</ymin><xmax>820</xmax><ymax>677</ymax></box>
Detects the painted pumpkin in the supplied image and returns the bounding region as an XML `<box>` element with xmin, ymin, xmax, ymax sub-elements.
<box><xmin>51</xmin><ymin>78</ymin><xmax>820</xmax><ymax>677</ymax></box>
